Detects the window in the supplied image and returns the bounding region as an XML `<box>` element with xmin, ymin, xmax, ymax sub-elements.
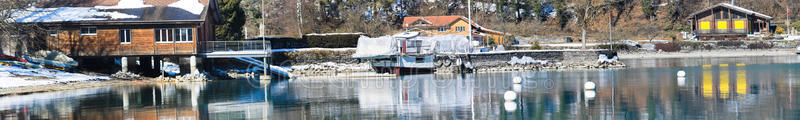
<box><xmin>438</xmin><ymin>27</ymin><xmax>447</xmax><ymax>32</ymax></box>
<box><xmin>119</xmin><ymin>29</ymin><xmax>131</xmax><ymax>44</ymax></box>
<box><xmin>175</xmin><ymin>28</ymin><xmax>193</xmax><ymax>42</ymax></box>
<box><xmin>48</xmin><ymin>30</ymin><xmax>58</xmax><ymax>37</ymax></box>
<box><xmin>80</xmin><ymin>27</ymin><xmax>97</xmax><ymax>35</ymax></box>
<box><xmin>155</xmin><ymin>28</ymin><xmax>173</xmax><ymax>43</ymax></box>
<box><xmin>155</xmin><ymin>28</ymin><xmax>192</xmax><ymax>43</ymax></box>
<box><xmin>722</xmin><ymin>10</ymin><xmax>728</xmax><ymax>19</ymax></box>
<box><xmin>455</xmin><ymin>26</ymin><xmax>466</xmax><ymax>32</ymax></box>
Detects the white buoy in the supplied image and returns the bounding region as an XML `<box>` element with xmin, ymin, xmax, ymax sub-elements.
<box><xmin>504</xmin><ymin>101</ymin><xmax>517</xmax><ymax>112</ymax></box>
<box><xmin>504</xmin><ymin>91</ymin><xmax>517</xmax><ymax>101</ymax></box>
<box><xmin>584</xmin><ymin>90</ymin><xmax>596</xmax><ymax>99</ymax></box>
<box><xmin>584</xmin><ymin>82</ymin><xmax>596</xmax><ymax>90</ymax></box>
<box><xmin>512</xmin><ymin>77</ymin><xmax>522</xmax><ymax>84</ymax></box>
<box><xmin>513</xmin><ymin>84</ymin><xmax>522</xmax><ymax>92</ymax></box>
<box><xmin>677</xmin><ymin>70</ymin><xmax>686</xmax><ymax>77</ymax></box>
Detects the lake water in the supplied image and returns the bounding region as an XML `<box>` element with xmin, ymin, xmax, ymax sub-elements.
<box><xmin>2</xmin><ymin>56</ymin><xmax>800</xmax><ymax>119</ymax></box>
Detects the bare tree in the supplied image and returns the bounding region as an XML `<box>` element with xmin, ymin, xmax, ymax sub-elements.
<box><xmin>0</xmin><ymin>0</ymin><xmax>46</xmax><ymax>56</ymax></box>
<box><xmin>572</xmin><ymin>0</ymin><xmax>607</xmax><ymax>49</ymax></box>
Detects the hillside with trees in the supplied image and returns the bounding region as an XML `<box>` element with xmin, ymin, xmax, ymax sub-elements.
<box><xmin>242</xmin><ymin>0</ymin><xmax>799</xmax><ymax>41</ymax></box>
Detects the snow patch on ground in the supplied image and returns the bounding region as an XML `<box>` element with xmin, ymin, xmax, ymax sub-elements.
<box><xmin>507</xmin><ymin>56</ymin><xmax>547</xmax><ymax>65</ymax></box>
<box><xmin>10</xmin><ymin>7</ymin><xmax>139</xmax><ymax>23</ymax></box>
<box><xmin>94</xmin><ymin>0</ymin><xmax>153</xmax><ymax>9</ymax></box>
<box><xmin>598</xmin><ymin>54</ymin><xmax>619</xmax><ymax>63</ymax></box>
<box><xmin>290</xmin><ymin>62</ymin><xmax>371</xmax><ymax>72</ymax></box>
<box><xmin>169</xmin><ymin>0</ymin><xmax>205</xmax><ymax>15</ymax></box>
<box><xmin>0</xmin><ymin>66</ymin><xmax>110</xmax><ymax>89</ymax></box>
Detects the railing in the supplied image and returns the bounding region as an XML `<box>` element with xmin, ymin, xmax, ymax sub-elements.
<box><xmin>113</xmin><ymin>46</ymin><xmax>197</xmax><ymax>56</ymax></box>
<box><xmin>202</xmin><ymin>40</ymin><xmax>271</xmax><ymax>53</ymax></box>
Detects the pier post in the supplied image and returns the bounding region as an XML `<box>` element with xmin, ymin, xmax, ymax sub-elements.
<box><xmin>120</xmin><ymin>57</ymin><xmax>128</xmax><ymax>72</ymax></box>
<box><xmin>190</xmin><ymin>56</ymin><xmax>199</xmax><ymax>74</ymax></box>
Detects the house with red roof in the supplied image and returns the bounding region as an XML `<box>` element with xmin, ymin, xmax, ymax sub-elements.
<box><xmin>402</xmin><ymin>16</ymin><xmax>508</xmax><ymax>45</ymax></box>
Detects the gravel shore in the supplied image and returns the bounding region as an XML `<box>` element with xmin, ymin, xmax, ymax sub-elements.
<box><xmin>0</xmin><ymin>80</ymin><xmax>150</xmax><ymax>96</ymax></box>
<box><xmin>619</xmin><ymin>49</ymin><xmax>797</xmax><ymax>59</ymax></box>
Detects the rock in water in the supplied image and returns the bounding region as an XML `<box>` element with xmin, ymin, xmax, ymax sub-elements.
<box><xmin>111</xmin><ymin>71</ymin><xmax>142</xmax><ymax>80</ymax></box>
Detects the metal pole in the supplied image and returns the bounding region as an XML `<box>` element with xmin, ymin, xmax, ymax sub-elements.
<box><xmin>467</xmin><ymin>0</ymin><xmax>472</xmax><ymax>43</ymax></box>
<box><xmin>609</xmin><ymin>13</ymin><xmax>613</xmax><ymax>51</ymax></box>
<box><xmin>262</xmin><ymin>0</ymin><xmax>268</xmax><ymax>78</ymax></box>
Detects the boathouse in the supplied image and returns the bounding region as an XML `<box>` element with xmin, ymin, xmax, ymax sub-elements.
<box><xmin>10</xmin><ymin>0</ymin><xmax>273</xmax><ymax>76</ymax></box>
<box><xmin>687</xmin><ymin>3</ymin><xmax>773</xmax><ymax>40</ymax></box>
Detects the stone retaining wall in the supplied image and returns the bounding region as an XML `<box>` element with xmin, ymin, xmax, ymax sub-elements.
<box><xmin>272</xmin><ymin>50</ymin><xmax>360</xmax><ymax>65</ymax></box>
<box><xmin>436</xmin><ymin>50</ymin><xmax>620</xmax><ymax>73</ymax></box>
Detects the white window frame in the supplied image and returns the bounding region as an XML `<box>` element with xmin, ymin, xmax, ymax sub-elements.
<box><xmin>48</xmin><ymin>30</ymin><xmax>58</xmax><ymax>37</ymax></box>
<box><xmin>80</xmin><ymin>27</ymin><xmax>97</xmax><ymax>36</ymax></box>
<box><xmin>455</xmin><ymin>26</ymin><xmax>466</xmax><ymax>32</ymax></box>
<box><xmin>175</xmin><ymin>28</ymin><xmax>193</xmax><ymax>43</ymax></box>
<box><xmin>119</xmin><ymin>29</ymin><xmax>131</xmax><ymax>44</ymax></box>
<box><xmin>438</xmin><ymin>27</ymin><xmax>447</xmax><ymax>32</ymax></box>
<box><xmin>155</xmin><ymin>28</ymin><xmax>173</xmax><ymax>43</ymax></box>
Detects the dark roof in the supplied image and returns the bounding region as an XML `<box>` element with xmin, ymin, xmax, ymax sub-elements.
<box><xmin>688</xmin><ymin>3</ymin><xmax>773</xmax><ymax>20</ymax></box>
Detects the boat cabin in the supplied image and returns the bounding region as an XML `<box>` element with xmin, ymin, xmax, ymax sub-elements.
<box><xmin>687</xmin><ymin>3</ymin><xmax>773</xmax><ymax>40</ymax></box>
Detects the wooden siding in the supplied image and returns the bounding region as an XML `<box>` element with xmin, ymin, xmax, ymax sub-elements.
<box><xmin>692</xmin><ymin>6</ymin><xmax>771</xmax><ymax>40</ymax></box>
<box><xmin>47</xmin><ymin>25</ymin><xmax>201</xmax><ymax>57</ymax></box>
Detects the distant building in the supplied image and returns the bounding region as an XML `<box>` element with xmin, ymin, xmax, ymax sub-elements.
<box><xmin>402</xmin><ymin>16</ymin><xmax>508</xmax><ymax>44</ymax></box>
<box><xmin>687</xmin><ymin>3</ymin><xmax>773</xmax><ymax>40</ymax></box>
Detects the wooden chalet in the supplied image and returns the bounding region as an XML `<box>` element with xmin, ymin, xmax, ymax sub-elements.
<box><xmin>11</xmin><ymin>0</ymin><xmax>220</xmax><ymax>57</ymax></box>
<box><xmin>687</xmin><ymin>3</ymin><xmax>773</xmax><ymax>40</ymax></box>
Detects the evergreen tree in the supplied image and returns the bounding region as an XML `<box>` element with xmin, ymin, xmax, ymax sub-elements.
<box><xmin>216</xmin><ymin>0</ymin><xmax>246</xmax><ymax>40</ymax></box>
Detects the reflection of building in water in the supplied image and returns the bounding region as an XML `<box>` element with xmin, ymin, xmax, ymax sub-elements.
<box><xmin>720</xmin><ymin>64</ymin><xmax>730</xmax><ymax>99</ymax></box>
<box><xmin>703</xmin><ymin>64</ymin><xmax>714</xmax><ymax>98</ymax></box>
<box><xmin>736</xmin><ymin>64</ymin><xmax>747</xmax><ymax>95</ymax></box>
<box><xmin>701</xmin><ymin>64</ymin><xmax>748</xmax><ymax>99</ymax></box>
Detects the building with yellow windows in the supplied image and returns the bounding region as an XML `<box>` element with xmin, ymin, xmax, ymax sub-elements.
<box><xmin>687</xmin><ymin>3</ymin><xmax>773</xmax><ymax>40</ymax></box>
<box><xmin>402</xmin><ymin>16</ymin><xmax>508</xmax><ymax>44</ymax></box>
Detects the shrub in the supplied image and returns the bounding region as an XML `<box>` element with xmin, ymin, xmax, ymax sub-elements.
<box><xmin>775</xmin><ymin>26</ymin><xmax>786</xmax><ymax>34</ymax></box>
<box><xmin>597</xmin><ymin>44</ymin><xmax>633</xmax><ymax>51</ymax></box>
<box><xmin>304</xmin><ymin>34</ymin><xmax>361</xmax><ymax>48</ymax></box>
<box><xmin>717</xmin><ymin>40</ymin><xmax>744</xmax><ymax>47</ymax></box>
<box><xmin>674</xmin><ymin>41</ymin><xmax>705</xmax><ymax>49</ymax></box>
<box><xmin>747</xmin><ymin>42</ymin><xmax>773</xmax><ymax>49</ymax></box>
<box><xmin>529</xmin><ymin>41</ymin><xmax>542</xmax><ymax>50</ymax></box>
<box><xmin>655</xmin><ymin>43</ymin><xmax>681</xmax><ymax>52</ymax></box>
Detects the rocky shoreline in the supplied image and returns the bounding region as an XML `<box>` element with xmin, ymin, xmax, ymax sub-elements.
<box><xmin>0</xmin><ymin>80</ymin><xmax>148</xmax><ymax>97</ymax></box>
<box><xmin>619</xmin><ymin>49</ymin><xmax>796</xmax><ymax>59</ymax></box>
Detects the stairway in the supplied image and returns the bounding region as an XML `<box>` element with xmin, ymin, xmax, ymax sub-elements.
<box><xmin>233</xmin><ymin>57</ymin><xmax>294</xmax><ymax>79</ymax></box>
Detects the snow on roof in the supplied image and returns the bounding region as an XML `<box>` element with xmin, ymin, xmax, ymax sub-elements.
<box><xmin>169</xmin><ymin>0</ymin><xmax>205</xmax><ymax>15</ymax></box>
<box><xmin>9</xmin><ymin>7</ymin><xmax>139</xmax><ymax>23</ymax></box>
<box><xmin>94</xmin><ymin>0</ymin><xmax>154</xmax><ymax>9</ymax></box>
<box><xmin>688</xmin><ymin>3</ymin><xmax>773</xmax><ymax>20</ymax></box>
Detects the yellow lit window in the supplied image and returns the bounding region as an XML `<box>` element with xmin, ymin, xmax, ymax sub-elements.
<box><xmin>700</xmin><ymin>21</ymin><xmax>711</xmax><ymax>30</ymax></box>
<box><xmin>734</xmin><ymin>20</ymin><xmax>745</xmax><ymax>29</ymax></box>
<box><xmin>716</xmin><ymin>21</ymin><xmax>728</xmax><ymax>30</ymax></box>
